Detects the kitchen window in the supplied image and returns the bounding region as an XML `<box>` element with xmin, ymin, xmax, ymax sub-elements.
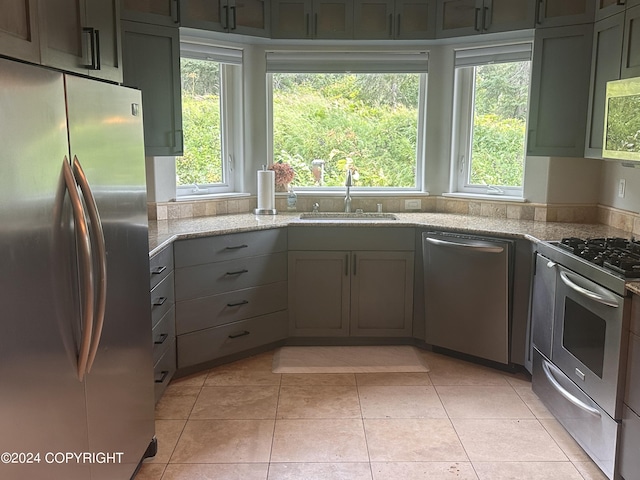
<box><xmin>176</xmin><ymin>44</ymin><xmax>242</xmax><ymax>197</ymax></box>
<box><xmin>451</xmin><ymin>43</ymin><xmax>532</xmax><ymax>198</ymax></box>
<box><xmin>266</xmin><ymin>51</ymin><xmax>428</xmax><ymax>190</ymax></box>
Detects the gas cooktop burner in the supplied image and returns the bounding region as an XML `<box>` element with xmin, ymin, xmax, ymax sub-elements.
<box><xmin>555</xmin><ymin>237</ymin><xmax>640</xmax><ymax>278</ymax></box>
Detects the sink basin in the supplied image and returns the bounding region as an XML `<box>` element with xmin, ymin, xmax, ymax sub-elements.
<box><xmin>298</xmin><ymin>212</ymin><xmax>398</xmax><ymax>221</ymax></box>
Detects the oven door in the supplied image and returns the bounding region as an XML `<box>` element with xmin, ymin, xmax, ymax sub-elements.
<box><xmin>551</xmin><ymin>265</ymin><xmax>627</xmax><ymax>418</ymax></box>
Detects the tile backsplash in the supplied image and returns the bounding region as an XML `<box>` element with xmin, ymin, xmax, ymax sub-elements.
<box><xmin>148</xmin><ymin>195</ymin><xmax>639</xmax><ymax>235</ymax></box>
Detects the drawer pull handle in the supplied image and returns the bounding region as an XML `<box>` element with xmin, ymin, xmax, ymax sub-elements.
<box><xmin>153</xmin><ymin>296</ymin><xmax>167</xmax><ymax>306</ymax></box>
<box><xmin>228</xmin><ymin>330</ymin><xmax>250</xmax><ymax>339</ymax></box>
<box><xmin>155</xmin><ymin>370</ymin><xmax>169</xmax><ymax>383</ymax></box>
<box><xmin>151</xmin><ymin>265</ymin><xmax>167</xmax><ymax>275</ymax></box>
<box><xmin>154</xmin><ymin>333</ymin><xmax>169</xmax><ymax>345</ymax></box>
<box><xmin>226</xmin><ymin>244</ymin><xmax>248</xmax><ymax>250</ymax></box>
<box><xmin>226</xmin><ymin>269</ymin><xmax>248</xmax><ymax>276</ymax></box>
<box><xmin>227</xmin><ymin>300</ymin><xmax>249</xmax><ymax>307</ymax></box>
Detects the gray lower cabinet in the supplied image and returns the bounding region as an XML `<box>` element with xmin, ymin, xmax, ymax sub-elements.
<box><xmin>149</xmin><ymin>245</ymin><xmax>176</xmax><ymax>403</ymax></box>
<box><xmin>527</xmin><ymin>23</ymin><xmax>594</xmax><ymax>157</ymax></box>
<box><xmin>288</xmin><ymin>227</ymin><xmax>414</xmax><ymax>338</ymax></box>
<box><xmin>620</xmin><ymin>296</ymin><xmax>640</xmax><ymax>479</ymax></box>
<box><xmin>173</xmin><ymin>229</ymin><xmax>288</xmax><ymax>369</ymax></box>
<box><xmin>585</xmin><ymin>12</ymin><xmax>624</xmax><ymax>158</ymax></box>
<box><xmin>121</xmin><ymin>20</ymin><xmax>183</xmax><ymax>156</ymax></box>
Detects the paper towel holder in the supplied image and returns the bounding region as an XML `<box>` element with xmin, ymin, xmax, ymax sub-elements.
<box><xmin>255</xmin><ymin>165</ymin><xmax>278</xmax><ymax>215</ymax></box>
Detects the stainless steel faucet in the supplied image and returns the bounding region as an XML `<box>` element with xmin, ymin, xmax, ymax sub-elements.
<box><xmin>344</xmin><ymin>170</ymin><xmax>352</xmax><ymax>213</ymax></box>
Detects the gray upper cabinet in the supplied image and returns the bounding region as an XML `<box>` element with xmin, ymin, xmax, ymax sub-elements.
<box><xmin>527</xmin><ymin>24</ymin><xmax>594</xmax><ymax>157</ymax></box>
<box><xmin>595</xmin><ymin>0</ymin><xmax>626</xmax><ymax>21</ymax></box>
<box><xmin>1</xmin><ymin>0</ymin><xmax>122</xmax><ymax>82</ymax></box>
<box><xmin>534</xmin><ymin>0</ymin><xmax>594</xmax><ymax>27</ymax></box>
<box><xmin>0</xmin><ymin>0</ymin><xmax>40</xmax><ymax>64</ymax></box>
<box><xmin>436</xmin><ymin>0</ymin><xmax>535</xmax><ymax>38</ymax></box>
<box><xmin>271</xmin><ymin>0</ymin><xmax>354</xmax><ymax>39</ymax></box>
<box><xmin>585</xmin><ymin>12</ymin><xmax>623</xmax><ymax>158</ymax></box>
<box><xmin>622</xmin><ymin>4</ymin><xmax>640</xmax><ymax>77</ymax></box>
<box><xmin>181</xmin><ymin>0</ymin><xmax>270</xmax><ymax>37</ymax></box>
<box><xmin>354</xmin><ymin>0</ymin><xmax>436</xmax><ymax>40</ymax></box>
<box><xmin>121</xmin><ymin>20</ymin><xmax>183</xmax><ymax>156</ymax></box>
<box><xmin>121</xmin><ymin>0</ymin><xmax>180</xmax><ymax>26</ymax></box>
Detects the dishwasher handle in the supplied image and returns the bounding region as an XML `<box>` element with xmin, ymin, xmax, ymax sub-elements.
<box><xmin>424</xmin><ymin>236</ymin><xmax>505</xmax><ymax>254</ymax></box>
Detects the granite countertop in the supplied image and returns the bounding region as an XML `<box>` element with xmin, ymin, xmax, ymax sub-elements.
<box><xmin>148</xmin><ymin>211</ymin><xmax>632</xmax><ymax>255</ymax></box>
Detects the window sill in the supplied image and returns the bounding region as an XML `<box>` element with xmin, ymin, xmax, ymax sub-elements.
<box><xmin>279</xmin><ymin>190</ymin><xmax>430</xmax><ymax>197</ymax></box>
<box><xmin>174</xmin><ymin>192</ymin><xmax>251</xmax><ymax>202</ymax></box>
<box><xmin>442</xmin><ymin>192</ymin><xmax>526</xmax><ymax>203</ymax></box>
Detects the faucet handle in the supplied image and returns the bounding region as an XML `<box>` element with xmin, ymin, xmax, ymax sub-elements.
<box><xmin>312</xmin><ymin>203</ymin><xmax>319</xmax><ymax>213</ymax></box>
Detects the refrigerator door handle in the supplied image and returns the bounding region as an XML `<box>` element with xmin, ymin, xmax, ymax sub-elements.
<box><xmin>62</xmin><ymin>157</ymin><xmax>94</xmax><ymax>381</ymax></box>
<box><xmin>72</xmin><ymin>156</ymin><xmax>107</xmax><ymax>374</ymax></box>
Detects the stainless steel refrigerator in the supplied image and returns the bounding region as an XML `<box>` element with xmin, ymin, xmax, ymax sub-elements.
<box><xmin>0</xmin><ymin>58</ymin><xmax>155</xmax><ymax>479</ymax></box>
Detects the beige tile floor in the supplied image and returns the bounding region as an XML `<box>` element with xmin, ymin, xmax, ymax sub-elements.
<box><xmin>134</xmin><ymin>348</ymin><xmax>609</xmax><ymax>480</ymax></box>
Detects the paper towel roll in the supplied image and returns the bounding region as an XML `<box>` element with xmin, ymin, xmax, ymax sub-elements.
<box><xmin>255</xmin><ymin>169</ymin><xmax>277</xmax><ymax>214</ymax></box>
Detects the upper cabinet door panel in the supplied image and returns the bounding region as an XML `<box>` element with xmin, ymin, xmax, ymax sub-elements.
<box><xmin>314</xmin><ymin>0</ymin><xmax>353</xmax><ymax>39</ymax></box>
<box><xmin>38</xmin><ymin>0</ymin><xmax>87</xmax><ymax>75</ymax></box>
<box><xmin>234</xmin><ymin>0</ymin><xmax>270</xmax><ymax>35</ymax></box>
<box><xmin>85</xmin><ymin>0</ymin><xmax>122</xmax><ymax>83</ymax></box>
<box><xmin>121</xmin><ymin>0</ymin><xmax>180</xmax><ymax>25</ymax></box>
<box><xmin>436</xmin><ymin>0</ymin><xmax>478</xmax><ymax>37</ymax></box>
<box><xmin>354</xmin><ymin>0</ymin><xmax>394</xmax><ymax>39</ymax></box>
<box><xmin>485</xmin><ymin>0</ymin><xmax>535</xmax><ymax>34</ymax></box>
<box><xmin>596</xmin><ymin>0</ymin><xmax>626</xmax><ymax>21</ymax></box>
<box><xmin>622</xmin><ymin>5</ymin><xmax>640</xmax><ymax>78</ymax></box>
<box><xmin>535</xmin><ymin>0</ymin><xmax>594</xmax><ymax>27</ymax></box>
<box><xmin>0</xmin><ymin>0</ymin><xmax>40</xmax><ymax>64</ymax></box>
<box><xmin>396</xmin><ymin>0</ymin><xmax>436</xmax><ymax>39</ymax></box>
<box><xmin>271</xmin><ymin>0</ymin><xmax>312</xmax><ymax>38</ymax></box>
<box><xmin>180</xmin><ymin>0</ymin><xmax>225</xmax><ymax>31</ymax></box>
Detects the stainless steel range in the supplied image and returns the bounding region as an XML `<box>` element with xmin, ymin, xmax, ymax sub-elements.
<box><xmin>531</xmin><ymin>237</ymin><xmax>635</xmax><ymax>479</ymax></box>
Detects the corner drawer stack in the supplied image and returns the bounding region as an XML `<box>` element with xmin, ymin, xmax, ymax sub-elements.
<box><xmin>174</xmin><ymin>229</ymin><xmax>288</xmax><ymax>369</ymax></box>
<box><xmin>149</xmin><ymin>244</ymin><xmax>176</xmax><ymax>403</ymax></box>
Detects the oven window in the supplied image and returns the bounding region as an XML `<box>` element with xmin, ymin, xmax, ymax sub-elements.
<box><xmin>563</xmin><ymin>298</ymin><xmax>606</xmax><ymax>378</ymax></box>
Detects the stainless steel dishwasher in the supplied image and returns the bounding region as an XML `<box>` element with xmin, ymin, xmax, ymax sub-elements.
<box><xmin>422</xmin><ymin>231</ymin><xmax>513</xmax><ymax>365</ymax></box>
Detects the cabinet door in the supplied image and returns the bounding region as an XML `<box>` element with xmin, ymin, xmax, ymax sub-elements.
<box><xmin>271</xmin><ymin>0</ymin><xmax>313</xmax><ymax>38</ymax></box>
<box><xmin>350</xmin><ymin>251</ymin><xmax>414</xmax><ymax>337</ymax></box>
<box><xmin>622</xmin><ymin>5</ymin><xmax>640</xmax><ymax>78</ymax></box>
<box><xmin>38</xmin><ymin>0</ymin><xmax>87</xmax><ymax>75</ymax></box>
<box><xmin>595</xmin><ymin>0</ymin><xmax>626</xmax><ymax>21</ymax></box>
<box><xmin>180</xmin><ymin>0</ymin><xmax>226</xmax><ymax>32</ymax></box>
<box><xmin>535</xmin><ymin>0</ymin><xmax>594</xmax><ymax>27</ymax></box>
<box><xmin>288</xmin><ymin>251</ymin><xmax>350</xmax><ymax>336</ymax></box>
<box><xmin>527</xmin><ymin>24</ymin><xmax>593</xmax><ymax>157</ymax></box>
<box><xmin>396</xmin><ymin>0</ymin><xmax>436</xmax><ymax>39</ymax></box>
<box><xmin>353</xmin><ymin>0</ymin><xmax>395</xmax><ymax>39</ymax></box>
<box><xmin>233</xmin><ymin>0</ymin><xmax>270</xmax><ymax>36</ymax></box>
<box><xmin>436</xmin><ymin>0</ymin><xmax>479</xmax><ymax>37</ymax></box>
<box><xmin>484</xmin><ymin>0</ymin><xmax>535</xmax><ymax>34</ymax></box>
<box><xmin>313</xmin><ymin>0</ymin><xmax>353</xmax><ymax>39</ymax></box>
<box><xmin>121</xmin><ymin>21</ymin><xmax>183</xmax><ymax>156</ymax></box>
<box><xmin>121</xmin><ymin>0</ymin><xmax>180</xmax><ymax>26</ymax></box>
<box><xmin>585</xmin><ymin>13</ymin><xmax>623</xmax><ymax>158</ymax></box>
<box><xmin>0</xmin><ymin>0</ymin><xmax>40</xmax><ymax>64</ymax></box>
<box><xmin>85</xmin><ymin>0</ymin><xmax>122</xmax><ymax>83</ymax></box>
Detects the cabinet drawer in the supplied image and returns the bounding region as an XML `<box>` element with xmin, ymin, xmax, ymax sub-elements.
<box><xmin>620</xmin><ymin>405</ymin><xmax>640</xmax><ymax>480</ymax></box>
<box><xmin>150</xmin><ymin>245</ymin><xmax>174</xmax><ymax>290</ymax></box>
<box><xmin>176</xmin><ymin>281</ymin><xmax>287</xmax><ymax>334</ymax></box>
<box><xmin>174</xmin><ymin>229</ymin><xmax>287</xmax><ymax>267</ymax></box>
<box><xmin>626</xmin><ymin>331</ymin><xmax>640</xmax><ymax>414</ymax></box>
<box><xmin>175</xmin><ymin>252</ymin><xmax>287</xmax><ymax>301</ymax></box>
<box><xmin>153</xmin><ymin>305</ymin><xmax>176</xmax><ymax>364</ymax></box>
<box><xmin>151</xmin><ymin>272</ymin><xmax>175</xmax><ymax>328</ymax></box>
<box><xmin>154</xmin><ymin>338</ymin><xmax>176</xmax><ymax>403</ymax></box>
<box><xmin>288</xmin><ymin>227</ymin><xmax>415</xmax><ymax>251</ymax></box>
<box><xmin>177</xmin><ymin>311</ymin><xmax>288</xmax><ymax>368</ymax></box>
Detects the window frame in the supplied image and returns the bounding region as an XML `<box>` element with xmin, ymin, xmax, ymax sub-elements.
<box><xmin>450</xmin><ymin>43</ymin><xmax>533</xmax><ymax>198</ymax></box>
<box><xmin>266</xmin><ymin>51</ymin><xmax>429</xmax><ymax>192</ymax></box>
<box><xmin>175</xmin><ymin>43</ymin><xmax>243</xmax><ymax>199</ymax></box>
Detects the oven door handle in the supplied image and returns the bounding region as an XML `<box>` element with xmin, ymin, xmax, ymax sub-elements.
<box><xmin>559</xmin><ymin>270</ymin><xmax>620</xmax><ymax>308</ymax></box>
<box><xmin>542</xmin><ymin>359</ymin><xmax>601</xmax><ymax>418</ymax></box>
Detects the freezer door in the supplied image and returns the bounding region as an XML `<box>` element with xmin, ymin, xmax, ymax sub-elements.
<box><xmin>0</xmin><ymin>59</ymin><xmax>91</xmax><ymax>478</ymax></box>
<box><xmin>64</xmin><ymin>75</ymin><xmax>155</xmax><ymax>480</ymax></box>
